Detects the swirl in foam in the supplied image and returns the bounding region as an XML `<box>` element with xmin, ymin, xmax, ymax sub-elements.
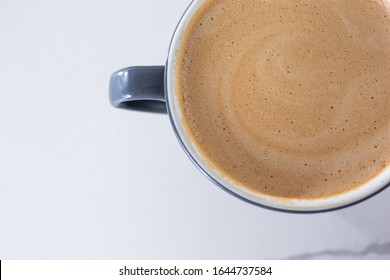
<box><xmin>177</xmin><ymin>0</ymin><xmax>390</xmax><ymax>199</ymax></box>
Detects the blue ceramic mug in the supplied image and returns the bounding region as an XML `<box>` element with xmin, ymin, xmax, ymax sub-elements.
<box><xmin>109</xmin><ymin>0</ymin><xmax>390</xmax><ymax>213</ymax></box>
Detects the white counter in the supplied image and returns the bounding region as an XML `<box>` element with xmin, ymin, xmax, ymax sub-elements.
<box><xmin>0</xmin><ymin>0</ymin><xmax>389</xmax><ymax>259</ymax></box>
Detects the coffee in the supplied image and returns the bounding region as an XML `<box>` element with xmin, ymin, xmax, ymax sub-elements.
<box><xmin>176</xmin><ymin>0</ymin><xmax>390</xmax><ymax>199</ymax></box>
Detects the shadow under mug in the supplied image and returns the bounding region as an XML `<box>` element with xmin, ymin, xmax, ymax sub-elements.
<box><xmin>109</xmin><ymin>0</ymin><xmax>390</xmax><ymax>213</ymax></box>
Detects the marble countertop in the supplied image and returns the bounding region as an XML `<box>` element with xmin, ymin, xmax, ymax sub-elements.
<box><xmin>0</xmin><ymin>0</ymin><xmax>389</xmax><ymax>259</ymax></box>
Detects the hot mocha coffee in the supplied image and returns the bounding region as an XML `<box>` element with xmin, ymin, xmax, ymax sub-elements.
<box><xmin>176</xmin><ymin>0</ymin><xmax>390</xmax><ymax>199</ymax></box>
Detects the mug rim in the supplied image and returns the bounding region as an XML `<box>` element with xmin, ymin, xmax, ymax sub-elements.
<box><xmin>164</xmin><ymin>0</ymin><xmax>390</xmax><ymax>213</ymax></box>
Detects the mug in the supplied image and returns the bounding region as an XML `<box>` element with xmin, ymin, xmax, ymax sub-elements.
<box><xmin>109</xmin><ymin>0</ymin><xmax>390</xmax><ymax>213</ymax></box>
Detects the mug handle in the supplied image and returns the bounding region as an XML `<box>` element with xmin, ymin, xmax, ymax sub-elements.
<box><xmin>109</xmin><ymin>66</ymin><xmax>167</xmax><ymax>113</ymax></box>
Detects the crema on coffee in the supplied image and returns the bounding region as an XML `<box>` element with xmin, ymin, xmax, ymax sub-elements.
<box><xmin>176</xmin><ymin>0</ymin><xmax>390</xmax><ymax>199</ymax></box>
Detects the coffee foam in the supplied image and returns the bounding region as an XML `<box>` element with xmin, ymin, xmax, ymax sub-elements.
<box><xmin>176</xmin><ymin>0</ymin><xmax>390</xmax><ymax>199</ymax></box>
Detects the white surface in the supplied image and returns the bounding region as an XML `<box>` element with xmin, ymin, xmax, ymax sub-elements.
<box><xmin>0</xmin><ymin>0</ymin><xmax>389</xmax><ymax>260</ymax></box>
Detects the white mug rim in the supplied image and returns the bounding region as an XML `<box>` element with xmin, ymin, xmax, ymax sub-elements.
<box><xmin>165</xmin><ymin>0</ymin><xmax>390</xmax><ymax>212</ymax></box>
